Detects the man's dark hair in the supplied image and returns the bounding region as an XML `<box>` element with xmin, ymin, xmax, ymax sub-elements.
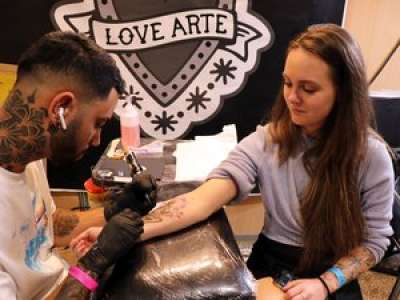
<box><xmin>17</xmin><ymin>31</ymin><xmax>125</xmax><ymax>99</ymax></box>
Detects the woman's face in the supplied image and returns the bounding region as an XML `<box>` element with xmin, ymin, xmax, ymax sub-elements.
<box><xmin>283</xmin><ymin>47</ymin><xmax>336</xmax><ymax>135</ymax></box>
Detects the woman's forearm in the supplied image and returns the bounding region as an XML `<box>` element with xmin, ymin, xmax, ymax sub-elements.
<box><xmin>141</xmin><ymin>178</ymin><xmax>237</xmax><ymax>241</ymax></box>
<box><xmin>320</xmin><ymin>246</ymin><xmax>376</xmax><ymax>293</ymax></box>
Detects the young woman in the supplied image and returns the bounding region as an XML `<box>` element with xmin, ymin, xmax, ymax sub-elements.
<box><xmin>72</xmin><ymin>24</ymin><xmax>394</xmax><ymax>300</ymax></box>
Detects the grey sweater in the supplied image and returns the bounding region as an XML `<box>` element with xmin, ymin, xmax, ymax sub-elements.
<box><xmin>208</xmin><ymin>125</ymin><xmax>394</xmax><ymax>262</ymax></box>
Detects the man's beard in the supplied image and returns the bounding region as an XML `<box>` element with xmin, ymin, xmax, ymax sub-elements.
<box><xmin>49</xmin><ymin>117</ymin><xmax>86</xmax><ymax>166</ymax></box>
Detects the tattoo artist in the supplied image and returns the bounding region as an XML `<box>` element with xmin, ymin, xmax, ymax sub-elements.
<box><xmin>0</xmin><ymin>31</ymin><xmax>156</xmax><ymax>300</ymax></box>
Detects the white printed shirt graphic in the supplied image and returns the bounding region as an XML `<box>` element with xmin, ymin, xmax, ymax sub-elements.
<box><xmin>0</xmin><ymin>161</ymin><xmax>67</xmax><ymax>300</ymax></box>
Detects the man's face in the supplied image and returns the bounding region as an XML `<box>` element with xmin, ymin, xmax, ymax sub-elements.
<box><xmin>49</xmin><ymin>88</ymin><xmax>119</xmax><ymax>165</ymax></box>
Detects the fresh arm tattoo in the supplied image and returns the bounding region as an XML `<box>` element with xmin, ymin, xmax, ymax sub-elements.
<box><xmin>53</xmin><ymin>209</ymin><xmax>80</xmax><ymax>237</ymax></box>
<box><xmin>335</xmin><ymin>246</ymin><xmax>376</xmax><ymax>280</ymax></box>
<box><xmin>55</xmin><ymin>263</ymin><xmax>98</xmax><ymax>300</ymax></box>
<box><xmin>143</xmin><ymin>195</ymin><xmax>187</xmax><ymax>223</ymax></box>
<box><xmin>321</xmin><ymin>246</ymin><xmax>376</xmax><ymax>293</ymax></box>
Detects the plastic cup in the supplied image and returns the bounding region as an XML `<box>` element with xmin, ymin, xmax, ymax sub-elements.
<box><xmin>84</xmin><ymin>178</ymin><xmax>108</xmax><ymax>208</ymax></box>
<box><xmin>120</xmin><ymin>104</ymin><xmax>140</xmax><ymax>151</ymax></box>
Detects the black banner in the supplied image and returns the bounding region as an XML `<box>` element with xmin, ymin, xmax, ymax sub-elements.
<box><xmin>0</xmin><ymin>0</ymin><xmax>345</xmax><ymax>188</ymax></box>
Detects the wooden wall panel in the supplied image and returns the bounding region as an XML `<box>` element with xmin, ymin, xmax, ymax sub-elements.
<box><xmin>0</xmin><ymin>63</ymin><xmax>17</xmax><ymax>104</ymax></box>
<box><xmin>344</xmin><ymin>0</ymin><xmax>399</xmax><ymax>91</ymax></box>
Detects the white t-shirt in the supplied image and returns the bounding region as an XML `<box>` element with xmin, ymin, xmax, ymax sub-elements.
<box><xmin>0</xmin><ymin>160</ymin><xmax>67</xmax><ymax>300</ymax></box>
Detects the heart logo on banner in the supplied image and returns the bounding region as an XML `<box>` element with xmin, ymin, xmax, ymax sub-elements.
<box><xmin>51</xmin><ymin>0</ymin><xmax>273</xmax><ymax>140</ymax></box>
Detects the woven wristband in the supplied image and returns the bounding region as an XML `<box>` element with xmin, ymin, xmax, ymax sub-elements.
<box><xmin>69</xmin><ymin>266</ymin><xmax>99</xmax><ymax>292</ymax></box>
<box><xmin>327</xmin><ymin>266</ymin><xmax>346</xmax><ymax>288</ymax></box>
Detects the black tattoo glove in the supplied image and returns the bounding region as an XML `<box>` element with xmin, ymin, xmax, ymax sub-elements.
<box><xmin>104</xmin><ymin>172</ymin><xmax>157</xmax><ymax>220</ymax></box>
<box><xmin>79</xmin><ymin>209</ymin><xmax>143</xmax><ymax>276</ymax></box>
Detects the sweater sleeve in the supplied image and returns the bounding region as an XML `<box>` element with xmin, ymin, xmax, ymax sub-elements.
<box><xmin>207</xmin><ymin>126</ymin><xmax>267</xmax><ymax>203</ymax></box>
<box><xmin>360</xmin><ymin>137</ymin><xmax>395</xmax><ymax>262</ymax></box>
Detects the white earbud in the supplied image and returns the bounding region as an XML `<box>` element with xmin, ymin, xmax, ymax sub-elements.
<box><xmin>58</xmin><ymin>107</ymin><xmax>67</xmax><ymax>130</ymax></box>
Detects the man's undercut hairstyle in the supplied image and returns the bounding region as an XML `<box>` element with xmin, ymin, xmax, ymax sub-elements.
<box><xmin>17</xmin><ymin>31</ymin><xmax>125</xmax><ymax>100</ymax></box>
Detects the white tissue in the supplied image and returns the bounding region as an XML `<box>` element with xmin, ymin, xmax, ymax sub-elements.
<box><xmin>174</xmin><ymin>125</ymin><xmax>237</xmax><ymax>182</ymax></box>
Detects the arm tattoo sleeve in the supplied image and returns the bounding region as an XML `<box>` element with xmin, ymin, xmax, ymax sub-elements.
<box><xmin>335</xmin><ymin>246</ymin><xmax>376</xmax><ymax>281</ymax></box>
<box><xmin>321</xmin><ymin>246</ymin><xmax>376</xmax><ymax>293</ymax></box>
<box><xmin>143</xmin><ymin>195</ymin><xmax>187</xmax><ymax>223</ymax></box>
<box><xmin>53</xmin><ymin>209</ymin><xmax>79</xmax><ymax>237</ymax></box>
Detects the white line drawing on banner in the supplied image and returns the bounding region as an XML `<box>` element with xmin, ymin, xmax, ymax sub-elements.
<box><xmin>51</xmin><ymin>0</ymin><xmax>273</xmax><ymax>140</ymax></box>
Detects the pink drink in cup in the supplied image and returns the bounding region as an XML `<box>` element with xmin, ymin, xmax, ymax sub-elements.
<box><xmin>120</xmin><ymin>103</ymin><xmax>140</xmax><ymax>150</ymax></box>
<box><xmin>121</xmin><ymin>124</ymin><xmax>140</xmax><ymax>149</ymax></box>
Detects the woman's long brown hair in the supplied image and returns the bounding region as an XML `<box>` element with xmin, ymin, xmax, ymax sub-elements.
<box><xmin>268</xmin><ymin>24</ymin><xmax>374</xmax><ymax>275</ymax></box>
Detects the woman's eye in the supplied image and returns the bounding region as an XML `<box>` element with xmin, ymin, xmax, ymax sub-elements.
<box><xmin>303</xmin><ymin>86</ymin><xmax>316</xmax><ymax>93</ymax></box>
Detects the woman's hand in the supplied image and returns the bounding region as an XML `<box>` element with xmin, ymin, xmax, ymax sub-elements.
<box><xmin>70</xmin><ymin>226</ymin><xmax>102</xmax><ymax>258</ymax></box>
<box><xmin>282</xmin><ymin>278</ymin><xmax>329</xmax><ymax>300</ymax></box>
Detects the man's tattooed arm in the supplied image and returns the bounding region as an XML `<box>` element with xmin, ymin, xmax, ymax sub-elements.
<box><xmin>53</xmin><ymin>209</ymin><xmax>79</xmax><ymax>237</ymax></box>
<box><xmin>55</xmin><ymin>263</ymin><xmax>98</xmax><ymax>300</ymax></box>
<box><xmin>320</xmin><ymin>246</ymin><xmax>376</xmax><ymax>293</ymax></box>
<box><xmin>53</xmin><ymin>208</ymin><xmax>104</xmax><ymax>247</ymax></box>
<box><xmin>53</xmin><ymin>208</ymin><xmax>80</xmax><ymax>248</ymax></box>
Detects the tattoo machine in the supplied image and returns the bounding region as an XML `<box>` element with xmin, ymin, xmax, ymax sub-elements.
<box><xmin>126</xmin><ymin>150</ymin><xmax>144</xmax><ymax>174</ymax></box>
<box><xmin>125</xmin><ymin>150</ymin><xmax>153</xmax><ymax>207</ymax></box>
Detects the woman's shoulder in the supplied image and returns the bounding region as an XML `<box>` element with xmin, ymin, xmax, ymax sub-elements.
<box><xmin>241</xmin><ymin>125</ymin><xmax>270</xmax><ymax>146</ymax></box>
<box><xmin>255</xmin><ymin>124</ymin><xmax>269</xmax><ymax>140</ymax></box>
<box><xmin>364</xmin><ymin>131</ymin><xmax>393</xmax><ymax>169</ymax></box>
<box><xmin>235</xmin><ymin>125</ymin><xmax>271</xmax><ymax>155</ymax></box>
<box><xmin>366</xmin><ymin>132</ymin><xmax>391</xmax><ymax>156</ymax></box>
